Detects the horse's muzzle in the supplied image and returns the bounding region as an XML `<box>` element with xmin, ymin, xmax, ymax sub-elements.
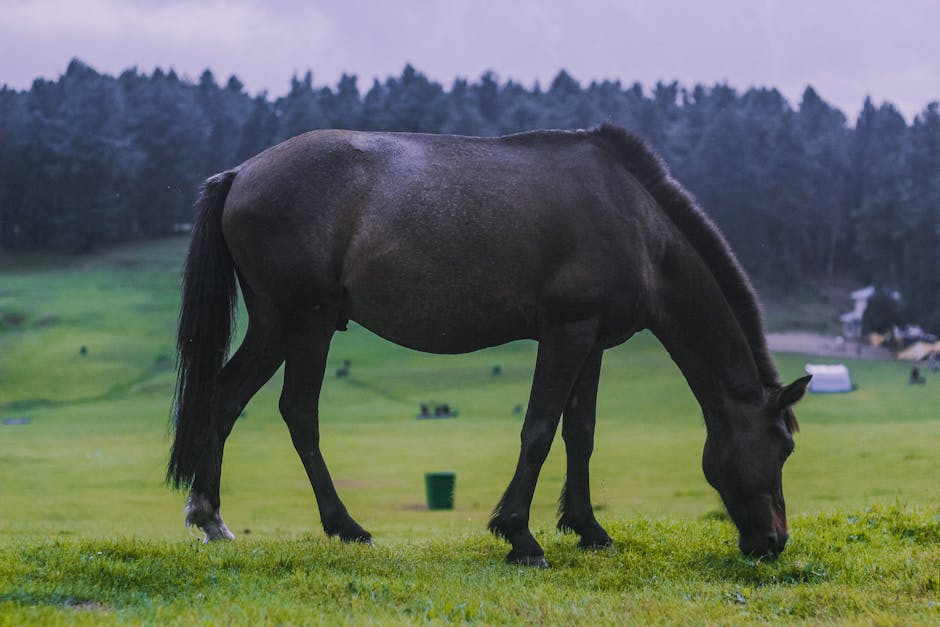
<box><xmin>739</xmin><ymin>530</ymin><xmax>788</xmax><ymax>557</ymax></box>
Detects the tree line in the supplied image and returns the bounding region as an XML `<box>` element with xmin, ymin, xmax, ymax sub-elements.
<box><xmin>1</xmin><ymin>59</ymin><xmax>938</xmax><ymax>330</ymax></box>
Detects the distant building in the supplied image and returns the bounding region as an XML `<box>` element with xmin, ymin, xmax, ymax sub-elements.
<box><xmin>839</xmin><ymin>286</ymin><xmax>875</xmax><ymax>340</ymax></box>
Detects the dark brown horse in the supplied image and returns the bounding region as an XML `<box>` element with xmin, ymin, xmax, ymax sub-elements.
<box><xmin>168</xmin><ymin>124</ymin><xmax>809</xmax><ymax>567</ymax></box>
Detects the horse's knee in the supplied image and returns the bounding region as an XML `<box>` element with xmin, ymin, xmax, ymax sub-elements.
<box><xmin>562</xmin><ymin>437</ymin><xmax>595</xmax><ymax>460</ymax></box>
<box><xmin>520</xmin><ymin>422</ymin><xmax>557</xmax><ymax>464</ymax></box>
<box><xmin>562</xmin><ymin>420</ymin><xmax>593</xmax><ymax>438</ymax></box>
<box><xmin>523</xmin><ymin>435</ymin><xmax>556</xmax><ymax>467</ymax></box>
<box><xmin>279</xmin><ymin>394</ymin><xmax>321</xmax><ymax>449</ymax></box>
<box><xmin>562</xmin><ymin>419</ymin><xmax>595</xmax><ymax>445</ymax></box>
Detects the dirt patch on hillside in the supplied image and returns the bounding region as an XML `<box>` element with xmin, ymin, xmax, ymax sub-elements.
<box><xmin>767</xmin><ymin>332</ymin><xmax>892</xmax><ymax>360</ymax></box>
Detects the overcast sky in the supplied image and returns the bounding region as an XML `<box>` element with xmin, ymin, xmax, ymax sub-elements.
<box><xmin>2</xmin><ymin>0</ymin><xmax>938</xmax><ymax>121</ymax></box>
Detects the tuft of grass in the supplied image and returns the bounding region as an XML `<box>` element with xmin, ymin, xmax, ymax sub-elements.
<box><xmin>1</xmin><ymin>506</ymin><xmax>938</xmax><ymax>624</ymax></box>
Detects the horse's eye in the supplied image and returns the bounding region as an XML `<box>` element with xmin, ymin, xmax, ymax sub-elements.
<box><xmin>782</xmin><ymin>441</ymin><xmax>795</xmax><ymax>460</ymax></box>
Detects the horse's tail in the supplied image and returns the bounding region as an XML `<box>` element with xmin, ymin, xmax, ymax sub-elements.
<box><xmin>167</xmin><ymin>169</ymin><xmax>239</xmax><ymax>490</ymax></box>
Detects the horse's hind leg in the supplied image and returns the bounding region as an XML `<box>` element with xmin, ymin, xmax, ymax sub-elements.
<box><xmin>488</xmin><ymin>317</ymin><xmax>599</xmax><ymax>566</ymax></box>
<box><xmin>186</xmin><ymin>317</ymin><xmax>284</xmax><ymax>541</ymax></box>
<box><xmin>557</xmin><ymin>348</ymin><xmax>613</xmax><ymax>549</ymax></box>
<box><xmin>279</xmin><ymin>320</ymin><xmax>371</xmax><ymax>543</ymax></box>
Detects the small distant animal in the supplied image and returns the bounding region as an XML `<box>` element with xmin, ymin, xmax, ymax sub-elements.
<box><xmin>335</xmin><ymin>359</ymin><xmax>351</xmax><ymax>378</ymax></box>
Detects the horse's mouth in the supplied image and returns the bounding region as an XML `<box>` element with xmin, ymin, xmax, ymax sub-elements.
<box><xmin>738</xmin><ymin>509</ymin><xmax>789</xmax><ymax>557</ymax></box>
<box><xmin>738</xmin><ymin>530</ymin><xmax>788</xmax><ymax>557</ymax></box>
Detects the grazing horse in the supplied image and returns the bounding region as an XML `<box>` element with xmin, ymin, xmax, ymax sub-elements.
<box><xmin>168</xmin><ymin>124</ymin><xmax>809</xmax><ymax>566</ymax></box>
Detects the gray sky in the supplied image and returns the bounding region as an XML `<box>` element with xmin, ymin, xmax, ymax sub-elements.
<box><xmin>2</xmin><ymin>0</ymin><xmax>938</xmax><ymax>120</ymax></box>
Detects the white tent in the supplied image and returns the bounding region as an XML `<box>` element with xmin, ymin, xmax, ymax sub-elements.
<box><xmin>804</xmin><ymin>364</ymin><xmax>854</xmax><ymax>393</ymax></box>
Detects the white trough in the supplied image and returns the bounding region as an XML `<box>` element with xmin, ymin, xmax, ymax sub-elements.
<box><xmin>804</xmin><ymin>363</ymin><xmax>854</xmax><ymax>393</ymax></box>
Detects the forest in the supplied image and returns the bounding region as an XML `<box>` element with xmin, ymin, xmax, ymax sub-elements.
<box><xmin>0</xmin><ymin>59</ymin><xmax>937</xmax><ymax>330</ymax></box>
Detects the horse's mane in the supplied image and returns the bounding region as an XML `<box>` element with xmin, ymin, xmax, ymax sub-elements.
<box><xmin>591</xmin><ymin>123</ymin><xmax>783</xmax><ymax>395</ymax></box>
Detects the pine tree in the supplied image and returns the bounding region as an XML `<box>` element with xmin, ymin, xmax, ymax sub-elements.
<box><xmin>274</xmin><ymin>71</ymin><xmax>330</xmax><ymax>142</ymax></box>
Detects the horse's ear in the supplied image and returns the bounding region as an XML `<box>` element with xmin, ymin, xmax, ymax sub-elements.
<box><xmin>774</xmin><ymin>375</ymin><xmax>812</xmax><ymax>410</ymax></box>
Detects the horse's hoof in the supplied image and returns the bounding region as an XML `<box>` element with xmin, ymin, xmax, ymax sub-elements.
<box><xmin>202</xmin><ymin>523</ymin><xmax>235</xmax><ymax>543</ymax></box>
<box><xmin>349</xmin><ymin>536</ymin><xmax>374</xmax><ymax>547</ymax></box>
<box><xmin>578</xmin><ymin>537</ymin><xmax>614</xmax><ymax>552</ymax></box>
<box><xmin>340</xmin><ymin>531</ymin><xmax>373</xmax><ymax>545</ymax></box>
<box><xmin>203</xmin><ymin>531</ymin><xmax>234</xmax><ymax>544</ymax></box>
<box><xmin>506</xmin><ymin>552</ymin><xmax>550</xmax><ymax>568</ymax></box>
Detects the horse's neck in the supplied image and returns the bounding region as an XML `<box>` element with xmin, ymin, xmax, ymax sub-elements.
<box><xmin>649</xmin><ymin>250</ymin><xmax>764</xmax><ymax>424</ymax></box>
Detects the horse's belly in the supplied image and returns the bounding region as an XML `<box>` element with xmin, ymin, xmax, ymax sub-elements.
<box><xmin>346</xmin><ymin>284</ymin><xmax>536</xmax><ymax>354</ymax></box>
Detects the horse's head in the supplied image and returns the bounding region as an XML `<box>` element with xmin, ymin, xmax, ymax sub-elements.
<box><xmin>702</xmin><ymin>375</ymin><xmax>811</xmax><ymax>558</ymax></box>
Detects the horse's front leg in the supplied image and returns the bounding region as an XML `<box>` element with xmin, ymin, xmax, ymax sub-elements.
<box><xmin>488</xmin><ymin>317</ymin><xmax>599</xmax><ymax>567</ymax></box>
<box><xmin>557</xmin><ymin>348</ymin><xmax>613</xmax><ymax>549</ymax></box>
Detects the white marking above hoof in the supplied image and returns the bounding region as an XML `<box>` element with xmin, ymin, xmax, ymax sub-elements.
<box><xmin>184</xmin><ymin>493</ymin><xmax>235</xmax><ymax>542</ymax></box>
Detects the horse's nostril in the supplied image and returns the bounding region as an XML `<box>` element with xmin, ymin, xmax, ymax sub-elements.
<box><xmin>762</xmin><ymin>532</ymin><xmax>791</xmax><ymax>557</ymax></box>
<box><xmin>739</xmin><ymin>532</ymin><xmax>786</xmax><ymax>557</ymax></box>
<box><xmin>764</xmin><ymin>536</ymin><xmax>779</xmax><ymax>555</ymax></box>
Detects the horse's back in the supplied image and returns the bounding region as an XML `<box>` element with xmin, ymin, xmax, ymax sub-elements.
<box><xmin>221</xmin><ymin>129</ymin><xmax>664</xmax><ymax>352</ymax></box>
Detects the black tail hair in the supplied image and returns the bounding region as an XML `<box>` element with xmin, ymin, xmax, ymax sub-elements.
<box><xmin>167</xmin><ymin>170</ymin><xmax>238</xmax><ymax>489</ymax></box>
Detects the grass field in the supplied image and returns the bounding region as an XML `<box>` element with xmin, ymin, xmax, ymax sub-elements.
<box><xmin>1</xmin><ymin>237</ymin><xmax>939</xmax><ymax>623</ymax></box>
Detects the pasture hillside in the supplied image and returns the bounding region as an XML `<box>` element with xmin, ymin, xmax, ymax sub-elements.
<box><xmin>1</xmin><ymin>236</ymin><xmax>938</xmax><ymax>623</ymax></box>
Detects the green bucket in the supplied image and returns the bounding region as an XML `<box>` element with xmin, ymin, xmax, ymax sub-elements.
<box><xmin>424</xmin><ymin>472</ymin><xmax>456</xmax><ymax>510</ymax></box>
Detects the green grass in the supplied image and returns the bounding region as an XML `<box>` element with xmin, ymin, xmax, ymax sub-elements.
<box><xmin>1</xmin><ymin>507</ymin><xmax>938</xmax><ymax>624</ymax></box>
<box><xmin>2</xmin><ymin>236</ymin><xmax>939</xmax><ymax>623</ymax></box>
